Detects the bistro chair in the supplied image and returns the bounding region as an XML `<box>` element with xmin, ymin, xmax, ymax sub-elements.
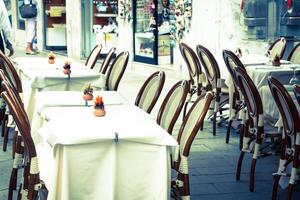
<box><xmin>135</xmin><ymin>71</ymin><xmax>165</xmax><ymax>114</ymax></box>
<box><xmin>85</xmin><ymin>44</ymin><xmax>102</xmax><ymax>69</ymax></box>
<box><xmin>287</xmin><ymin>42</ymin><xmax>300</xmax><ymax>64</ymax></box>
<box><xmin>234</xmin><ymin>67</ymin><xmax>281</xmax><ymax>192</ymax></box>
<box><xmin>156</xmin><ymin>80</ymin><xmax>189</xmax><ymax>135</ymax></box>
<box><xmin>1</xmin><ymin>80</ymin><xmax>47</xmax><ymax>200</ymax></box>
<box><xmin>268</xmin><ymin>37</ymin><xmax>286</xmax><ymax>60</ymax></box>
<box><xmin>0</xmin><ymin>51</ymin><xmax>22</xmax><ymax>152</ymax></box>
<box><xmin>196</xmin><ymin>44</ymin><xmax>229</xmax><ymax>136</ymax></box>
<box><xmin>222</xmin><ymin>49</ymin><xmax>247</xmax><ymax>148</ymax></box>
<box><xmin>179</xmin><ymin>43</ymin><xmax>206</xmax><ymax>117</ymax></box>
<box><xmin>99</xmin><ymin>47</ymin><xmax>116</xmax><ymax>74</ymax></box>
<box><xmin>294</xmin><ymin>84</ymin><xmax>300</xmax><ymax>106</ymax></box>
<box><xmin>105</xmin><ymin>51</ymin><xmax>129</xmax><ymax>91</ymax></box>
<box><xmin>171</xmin><ymin>92</ymin><xmax>213</xmax><ymax>200</ymax></box>
<box><xmin>268</xmin><ymin>77</ymin><xmax>300</xmax><ymax>200</ymax></box>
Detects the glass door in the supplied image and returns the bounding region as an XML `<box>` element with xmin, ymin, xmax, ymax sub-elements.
<box><xmin>44</xmin><ymin>0</ymin><xmax>67</xmax><ymax>53</ymax></box>
<box><xmin>133</xmin><ymin>0</ymin><xmax>158</xmax><ymax>65</ymax></box>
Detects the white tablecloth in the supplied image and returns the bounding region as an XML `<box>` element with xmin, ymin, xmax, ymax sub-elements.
<box><xmin>30</xmin><ymin>91</ymin><xmax>127</xmax><ymax>135</ymax></box>
<box><xmin>259</xmin><ymin>85</ymin><xmax>299</xmax><ymax>127</ymax></box>
<box><xmin>13</xmin><ymin>57</ymin><xmax>106</xmax><ymax>121</ymax></box>
<box><xmin>226</xmin><ymin>61</ymin><xmax>300</xmax><ymax>116</ymax></box>
<box><xmin>34</xmin><ymin>105</ymin><xmax>177</xmax><ymax>200</ymax></box>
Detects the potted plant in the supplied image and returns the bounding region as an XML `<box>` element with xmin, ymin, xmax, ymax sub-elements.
<box><xmin>83</xmin><ymin>84</ymin><xmax>94</xmax><ymax>101</ymax></box>
<box><xmin>63</xmin><ymin>60</ymin><xmax>71</xmax><ymax>75</ymax></box>
<box><xmin>94</xmin><ymin>95</ymin><xmax>106</xmax><ymax>117</ymax></box>
<box><xmin>48</xmin><ymin>51</ymin><xmax>55</xmax><ymax>64</ymax></box>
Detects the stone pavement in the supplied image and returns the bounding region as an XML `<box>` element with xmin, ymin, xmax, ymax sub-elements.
<box><xmin>0</xmin><ymin>48</ymin><xmax>299</xmax><ymax>199</ymax></box>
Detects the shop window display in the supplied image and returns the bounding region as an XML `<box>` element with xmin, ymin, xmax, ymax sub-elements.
<box><xmin>92</xmin><ymin>0</ymin><xmax>119</xmax><ymax>54</ymax></box>
<box><xmin>133</xmin><ymin>0</ymin><xmax>169</xmax><ymax>64</ymax></box>
<box><xmin>133</xmin><ymin>0</ymin><xmax>192</xmax><ymax>65</ymax></box>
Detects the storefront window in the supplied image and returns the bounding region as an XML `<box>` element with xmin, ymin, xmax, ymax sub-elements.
<box><xmin>134</xmin><ymin>0</ymin><xmax>156</xmax><ymax>59</ymax></box>
<box><xmin>16</xmin><ymin>0</ymin><xmax>26</xmax><ymax>30</ymax></box>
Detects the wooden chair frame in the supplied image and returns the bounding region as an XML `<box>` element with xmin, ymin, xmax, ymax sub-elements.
<box><xmin>234</xmin><ymin>67</ymin><xmax>281</xmax><ymax>192</ymax></box>
<box><xmin>157</xmin><ymin>80</ymin><xmax>189</xmax><ymax>134</ymax></box>
<box><xmin>105</xmin><ymin>51</ymin><xmax>129</xmax><ymax>91</ymax></box>
<box><xmin>172</xmin><ymin>92</ymin><xmax>213</xmax><ymax>199</ymax></box>
<box><xmin>85</xmin><ymin>44</ymin><xmax>102</xmax><ymax>69</ymax></box>
<box><xmin>135</xmin><ymin>71</ymin><xmax>165</xmax><ymax>114</ymax></box>
<box><xmin>268</xmin><ymin>77</ymin><xmax>300</xmax><ymax>200</ymax></box>
<box><xmin>196</xmin><ymin>44</ymin><xmax>229</xmax><ymax>136</ymax></box>
<box><xmin>99</xmin><ymin>47</ymin><xmax>116</xmax><ymax>74</ymax></box>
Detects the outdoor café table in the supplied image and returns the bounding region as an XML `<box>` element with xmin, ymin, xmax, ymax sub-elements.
<box><xmin>30</xmin><ymin>90</ymin><xmax>127</xmax><ymax>136</ymax></box>
<box><xmin>225</xmin><ymin>60</ymin><xmax>300</xmax><ymax>121</ymax></box>
<box><xmin>34</xmin><ymin>104</ymin><xmax>177</xmax><ymax>200</ymax></box>
<box><xmin>13</xmin><ymin>57</ymin><xmax>105</xmax><ymax>121</ymax></box>
<box><xmin>259</xmin><ymin>85</ymin><xmax>300</xmax><ymax>127</ymax></box>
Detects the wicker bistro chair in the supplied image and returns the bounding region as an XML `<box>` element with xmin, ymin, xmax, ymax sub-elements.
<box><xmin>294</xmin><ymin>84</ymin><xmax>300</xmax><ymax>106</ymax></box>
<box><xmin>156</xmin><ymin>80</ymin><xmax>189</xmax><ymax>135</ymax></box>
<box><xmin>0</xmin><ymin>77</ymin><xmax>26</xmax><ymax>200</ymax></box>
<box><xmin>234</xmin><ymin>67</ymin><xmax>281</xmax><ymax>192</ymax></box>
<box><xmin>288</xmin><ymin>43</ymin><xmax>300</xmax><ymax>64</ymax></box>
<box><xmin>196</xmin><ymin>45</ymin><xmax>229</xmax><ymax>136</ymax></box>
<box><xmin>267</xmin><ymin>37</ymin><xmax>287</xmax><ymax>60</ymax></box>
<box><xmin>179</xmin><ymin>43</ymin><xmax>206</xmax><ymax>118</ymax></box>
<box><xmin>135</xmin><ymin>71</ymin><xmax>165</xmax><ymax>114</ymax></box>
<box><xmin>267</xmin><ymin>77</ymin><xmax>300</xmax><ymax>200</ymax></box>
<box><xmin>171</xmin><ymin>92</ymin><xmax>213</xmax><ymax>200</ymax></box>
<box><xmin>222</xmin><ymin>49</ymin><xmax>247</xmax><ymax>148</ymax></box>
<box><xmin>99</xmin><ymin>47</ymin><xmax>116</xmax><ymax>74</ymax></box>
<box><xmin>0</xmin><ymin>52</ymin><xmax>22</xmax><ymax>152</ymax></box>
<box><xmin>1</xmin><ymin>80</ymin><xmax>46</xmax><ymax>200</ymax></box>
<box><xmin>105</xmin><ymin>51</ymin><xmax>129</xmax><ymax>91</ymax></box>
<box><xmin>85</xmin><ymin>44</ymin><xmax>102</xmax><ymax>69</ymax></box>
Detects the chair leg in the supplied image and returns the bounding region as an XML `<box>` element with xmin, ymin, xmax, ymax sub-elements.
<box><xmin>287</xmin><ymin>184</ymin><xmax>294</xmax><ymax>200</ymax></box>
<box><xmin>271</xmin><ymin>175</ymin><xmax>281</xmax><ymax>200</ymax></box>
<box><xmin>212</xmin><ymin>112</ymin><xmax>216</xmax><ymax>136</ymax></box>
<box><xmin>178</xmin><ymin>173</ymin><xmax>190</xmax><ymax>200</ymax></box>
<box><xmin>3</xmin><ymin>117</ymin><xmax>9</xmax><ymax>152</ymax></box>
<box><xmin>0</xmin><ymin>108</ymin><xmax>5</xmax><ymax>126</ymax></box>
<box><xmin>12</xmin><ymin>131</ymin><xmax>18</xmax><ymax>159</ymax></box>
<box><xmin>8</xmin><ymin>168</ymin><xmax>17</xmax><ymax>200</ymax></box>
<box><xmin>1</xmin><ymin>114</ymin><xmax>7</xmax><ymax>137</ymax></box>
<box><xmin>236</xmin><ymin>151</ymin><xmax>245</xmax><ymax>180</ymax></box>
<box><xmin>226</xmin><ymin>120</ymin><xmax>233</xmax><ymax>144</ymax></box>
<box><xmin>250</xmin><ymin>158</ymin><xmax>257</xmax><ymax>192</ymax></box>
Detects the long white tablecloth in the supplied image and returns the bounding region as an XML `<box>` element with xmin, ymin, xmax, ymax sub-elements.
<box><xmin>259</xmin><ymin>85</ymin><xmax>300</xmax><ymax>127</ymax></box>
<box><xmin>34</xmin><ymin>105</ymin><xmax>177</xmax><ymax>200</ymax></box>
<box><xmin>225</xmin><ymin>62</ymin><xmax>300</xmax><ymax>122</ymax></box>
<box><xmin>13</xmin><ymin>57</ymin><xmax>106</xmax><ymax>121</ymax></box>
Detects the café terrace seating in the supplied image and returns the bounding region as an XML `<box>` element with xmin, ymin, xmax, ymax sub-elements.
<box><xmin>1</xmin><ymin>38</ymin><xmax>300</xmax><ymax>199</ymax></box>
<box><xmin>0</xmin><ymin>51</ymin><xmax>22</xmax><ymax>153</ymax></box>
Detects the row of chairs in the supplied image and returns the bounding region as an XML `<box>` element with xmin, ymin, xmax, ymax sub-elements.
<box><xmin>0</xmin><ymin>47</ymin><xmax>216</xmax><ymax>199</ymax></box>
<box><xmin>221</xmin><ymin>48</ymin><xmax>300</xmax><ymax>199</ymax></box>
<box><xmin>0</xmin><ymin>47</ymin><xmax>131</xmax><ymax>199</ymax></box>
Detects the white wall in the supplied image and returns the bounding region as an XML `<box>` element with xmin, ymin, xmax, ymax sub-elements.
<box><xmin>66</xmin><ymin>0</ymin><xmax>82</xmax><ymax>59</ymax></box>
<box><xmin>175</xmin><ymin>0</ymin><xmax>269</xmax><ymax>78</ymax></box>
